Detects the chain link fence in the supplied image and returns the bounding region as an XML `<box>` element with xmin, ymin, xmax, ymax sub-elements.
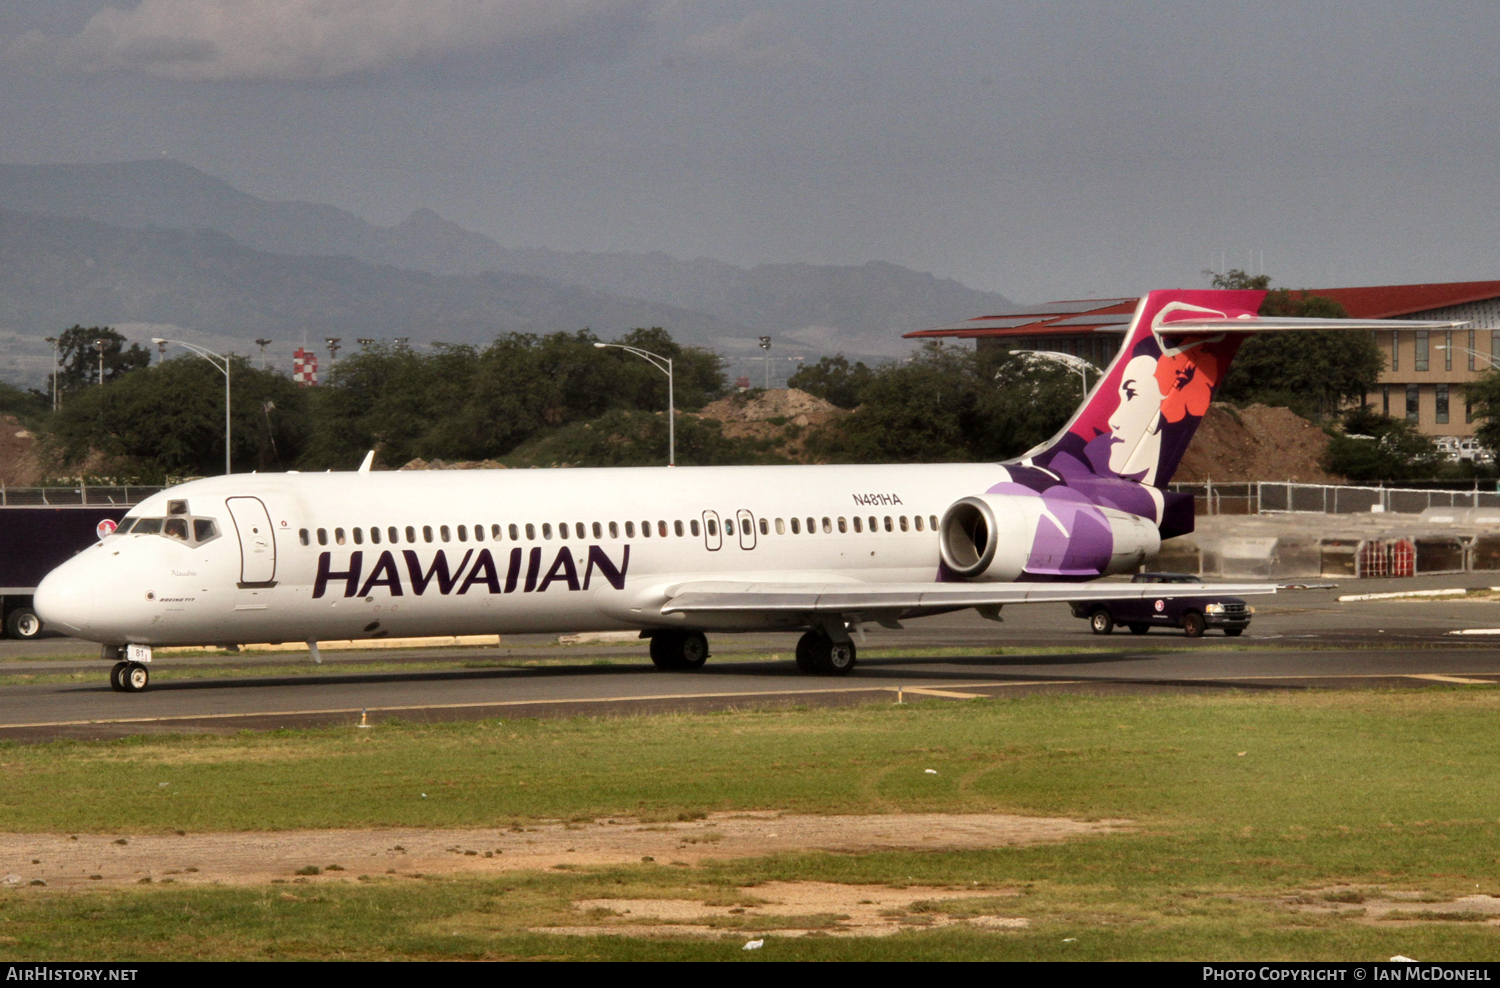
<box><xmin>0</xmin><ymin>486</ymin><xmax>164</xmax><ymax>507</ymax></box>
<box><xmin>1168</xmin><ymin>481</ymin><xmax>1500</xmax><ymax>516</ymax></box>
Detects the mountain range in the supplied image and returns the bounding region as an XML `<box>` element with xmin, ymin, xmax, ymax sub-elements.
<box><xmin>0</xmin><ymin>160</ymin><xmax>1015</xmax><ymax>384</ymax></box>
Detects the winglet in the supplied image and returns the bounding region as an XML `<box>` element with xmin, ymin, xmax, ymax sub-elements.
<box><xmin>357</xmin><ymin>450</ymin><xmax>375</xmax><ymax>474</ymax></box>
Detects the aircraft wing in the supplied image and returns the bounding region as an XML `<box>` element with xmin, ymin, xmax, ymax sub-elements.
<box><xmin>659</xmin><ymin>580</ymin><xmax>1276</xmax><ymax>616</ymax></box>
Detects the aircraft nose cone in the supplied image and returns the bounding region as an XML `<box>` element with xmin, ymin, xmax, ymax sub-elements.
<box><xmin>34</xmin><ymin>561</ymin><xmax>94</xmax><ymax>635</ymax></box>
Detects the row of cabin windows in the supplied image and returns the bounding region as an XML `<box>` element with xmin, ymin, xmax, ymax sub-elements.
<box><xmin>296</xmin><ymin>514</ymin><xmax>943</xmax><ymax>547</ymax></box>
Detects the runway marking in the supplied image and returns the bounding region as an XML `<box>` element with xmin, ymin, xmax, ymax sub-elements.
<box><xmin>1406</xmin><ymin>673</ymin><xmax>1499</xmax><ymax>685</ymax></box>
<box><xmin>0</xmin><ymin>681</ymin><xmax>1029</xmax><ymax>730</ymax></box>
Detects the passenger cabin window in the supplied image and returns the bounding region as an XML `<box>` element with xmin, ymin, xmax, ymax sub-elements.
<box><xmin>559</xmin><ymin>523</ymin><xmax>569</xmax><ymax>539</ymax></box>
<box><xmin>641</xmin><ymin>521</ymin><xmax>651</xmax><ymax>538</ymax></box>
<box><xmin>440</xmin><ymin>525</ymin><xmax>451</xmax><ymax>542</ymax></box>
<box><xmin>853</xmin><ymin>517</ymin><xmax>863</xmax><ymax>533</ymax></box>
<box><xmin>658</xmin><ymin>521</ymin><xmax>668</xmax><ymax>537</ymax></box>
<box><xmin>867</xmin><ymin>516</ymin><xmax>876</xmax><ymax>531</ymax></box>
<box><xmin>929</xmin><ymin>515</ymin><xmax>939</xmax><ymax>530</ymax></box>
<box><xmin>493</xmin><ymin>524</ymin><xmax>504</xmax><ymax>540</ymax></box>
<box><xmin>163</xmin><ymin>518</ymin><xmax>189</xmax><ymax>541</ymax></box>
<box><xmin>810</xmin><ymin>517</ymin><xmax>818</xmax><ymax>533</ymax></box>
<box><xmin>759</xmin><ymin>518</ymin><xmax>769</xmax><ymax>535</ymax></box>
<box><xmin>475</xmin><ymin>524</ymin><xmax>484</xmax><ymax>542</ymax></box>
<box><xmin>525</xmin><ymin>524</ymin><xmax>535</xmax><ymax>540</ymax></box>
<box><xmin>578</xmin><ymin>521</ymin><xmax>587</xmax><ymax>538</ymax></box>
<box><xmin>790</xmin><ymin>517</ymin><xmax>800</xmax><ymax>534</ymax></box>
<box><xmin>299</xmin><ymin>528</ymin><xmax>310</xmax><ymax>546</ymax></box>
<box><xmin>317</xmin><ymin>528</ymin><xmax>328</xmax><ymax>545</ymax></box>
<box><xmin>352</xmin><ymin>527</ymin><xmax>364</xmax><ymax>545</ymax></box>
<box><xmin>608</xmin><ymin>522</ymin><xmax>618</xmax><ymax>539</ymax></box>
<box><xmin>423</xmin><ymin>526</ymin><xmax>434</xmax><ymax>543</ymax></box>
<box><xmin>723</xmin><ymin>519</ymin><xmax>733</xmax><ymax>537</ymax></box>
<box><xmin>335</xmin><ymin>528</ymin><xmax>346</xmax><ymax>545</ymax></box>
<box><xmin>542</xmin><ymin>523</ymin><xmax>553</xmax><ymax>540</ymax></box>
<box><xmin>775</xmin><ymin>518</ymin><xmax>785</xmax><ymax>535</ymax></box>
<box><xmin>690</xmin><ymin>520</ymin><xmax>700</xmax><ymax>536</ymax></box>
<box><xmin>899</xmin><ymin>516</ymin><xmax>909</xmax><ymax>532</ymax></box>
<box><xmin>457</xmin><ymin>525</ymin><xmax>468</xmax><ymax>542</ymax></box>
<box><xmin>405</xmin><ymin>526</ymin><xmax>416</xmax><ymax>543</ymax></box>
<box><xmin>704</xmin><ymin>520</ymin><xmax>714</xmax><ymax>537</ymax></box>
<box><xmin>594</xmin><ymin>522</ymin><xmax>604</xmax><ymax>539</ymax></box>
<box><xmin>914</xmin><ymin>516</ymin><xmax>924</xmax><ymax>532</ymax></box>
<box><xmin>838</xmin><ymin>517</ymin><xmax>847</xmax><ymax>533</ymax></box>
<box><xmin>884</xmin><ymin>516</ymin><xmax>893</xmax><ymax>532</ymax></box>
<box><xmin>369</xmin><ymin>527</ymin><xmax>381</xmax><ymax>544</ymax></box>
<box><xmin>389</xmin><ymin>527</ymin><xmax>399</xmax><ymax>543</ymax></box>
<box><xmin>674</xmin><ymin>520</ymin><xmax>684</xmax><ymax>537</ymax></box>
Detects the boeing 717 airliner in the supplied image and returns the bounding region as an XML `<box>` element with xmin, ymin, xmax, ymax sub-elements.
<box><xmin>33</xmin><ymin>290</ymin><xmax>1462</xmax><ymax>691</ymax></box>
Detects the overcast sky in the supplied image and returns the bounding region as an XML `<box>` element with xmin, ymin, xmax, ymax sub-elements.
<box><xmin>2</xmin><ymin>1</ymin><xmax>1499</xmax><ymax>303</ymax></box>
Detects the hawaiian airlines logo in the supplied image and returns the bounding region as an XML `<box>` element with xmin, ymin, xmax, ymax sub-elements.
<box><xmin>312</xmin><ymin>545</ymin><xmax>630</xmax><ymax>599</ymax></box>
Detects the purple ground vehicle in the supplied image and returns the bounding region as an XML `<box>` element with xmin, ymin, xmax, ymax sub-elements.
<box><xmin>1070</xmin><ymin>572</ymin><xmax>1253</xmax><ymax>638</ymax></box>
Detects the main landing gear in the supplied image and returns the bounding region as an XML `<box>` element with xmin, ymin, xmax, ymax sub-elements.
<box><xmin>795</xmin><ymin>631</ymin><xmax>856</xmax><ymax>676</ymax></box>
<box><xmin>109</xmin><ymin>662</ymin><xmax>149</xmax><ymax>693</ymax></box>
<box><xmin>649</xmin><ymin>630</ymin><xmax>710</xmax><ymax>670</ymax></box>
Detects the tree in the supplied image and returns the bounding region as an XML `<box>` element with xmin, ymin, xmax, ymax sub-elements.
<box><xmin>53</xmin><ymin>326</ymin><xmax>151</xmax><ymax>394</ymax></box>
<box><xmin>1207</xmin><ymin>271</ymin><xmax>1383</xmax><ymax>419</ymax></box>
<box><xmin>787</xmin><ymin>355</ymin><xmax>875</xmax><ymax>409</ymax></box>
<box><xmin>806</xmin><ymin>343</ymin><xmax>1080</xmax><ymax>463</ymax></box>
<box><xmin>1322</xmin><ymin>405</ymin><xmax>1443</xmax><ymax>481</ymax></box>
<box><xmin>1466</xmin><ymin>368</ymin><xmax>1500</xmax><ymax>456</ymax></box>
<box><xmin>47</xmin><ymin>355</ymin><xmax>310</xmax><ymax>480</ymax></box>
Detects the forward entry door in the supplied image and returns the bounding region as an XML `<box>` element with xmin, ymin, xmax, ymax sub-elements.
<box><xmin>226</xmin><ymin>496</ymin><xmax>277</xmax><ymax>587</ymax></box>
<box><xmin>737</xmin><ymin>509</ymin><xmax>757</xmax><ymax>550</ymax></box>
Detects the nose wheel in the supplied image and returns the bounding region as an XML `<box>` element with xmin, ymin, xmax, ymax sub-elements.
<box><xmin>110</xmin><ymin>661</ymin><xmax>149</xmax><ymax>693</ymax></box>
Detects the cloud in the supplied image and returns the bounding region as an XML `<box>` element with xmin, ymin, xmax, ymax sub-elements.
<box><xmin>7</xmin><ymin>0</ymin><xmax>651</xmax><ymax>83</ymax></box>
<box><xmin>677</xmin><ymin>11</ymin><xmax>811</xmax><ymax>69</ymax></box>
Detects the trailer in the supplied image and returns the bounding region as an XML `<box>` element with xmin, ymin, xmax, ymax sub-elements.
<box><xmin>0</xmin><ymin>487</ymin><xmax>160</xmax><ymax>639</ymax></box>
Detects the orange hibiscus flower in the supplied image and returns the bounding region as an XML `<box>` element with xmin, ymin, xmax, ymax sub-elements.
<box><xmin>1153</xmin><ymin>347</ymin><xmax>1219</xmax><ymax>423</ymax></box>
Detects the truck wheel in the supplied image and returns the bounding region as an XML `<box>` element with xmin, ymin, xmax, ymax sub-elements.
<box><xmin>1089</xmin><ymin>609</ymin><xmax>1113</xmax><ymax>635</ymax></box>
<box><xmin>5</xmin><ymin>607</ymin><xmax>41</xmax><ymax>640</ymax></box>
<box><xmin>1182</xmin><ymin>612</ymin><xmax>1206</xmax><ymax>638</ymax></box>
<box><xmin>1224</xmin><ymin>627</ymin><xmax>1243</xmax><ymax>637</ymax></box>
<box><xmin>1128</xmin><ymin>623</ymin><xmax>1150</xmax><ymax>635</ymax></box>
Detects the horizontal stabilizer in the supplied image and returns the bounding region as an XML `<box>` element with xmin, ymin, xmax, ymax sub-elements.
<box><xmin>1160</xmin><ymin>315</ymin><xmax>1468</xmax><ymax>333</ymax></box>
<box><xmin>660</xmin><ymin>580</ymin><xmax>1276</xmax><ymax>616</ymax></box>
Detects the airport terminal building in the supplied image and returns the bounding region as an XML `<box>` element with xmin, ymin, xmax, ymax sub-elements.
<box><xmin>905</xmin><ymin>280</ymin><xmax>1500</xmax><ymax>439</ymax></box>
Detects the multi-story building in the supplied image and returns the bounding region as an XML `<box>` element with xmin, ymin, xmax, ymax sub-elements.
<box><xmin>905</xmin><ymin>280</ymin><xmax>1500</xmax><ymax>439</ymax></box>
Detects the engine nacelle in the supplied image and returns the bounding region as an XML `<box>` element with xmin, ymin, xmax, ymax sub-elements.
<box><xmin>939</xmin><ymin>493</ymin><xmax>1159</xmax><ymax>581</ymax></box>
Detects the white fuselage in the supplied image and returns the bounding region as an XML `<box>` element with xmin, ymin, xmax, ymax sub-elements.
<box><xmin>37</xmin><ymin>462</ymin><xmax>1037</xmax><ymax>647</ymax></box>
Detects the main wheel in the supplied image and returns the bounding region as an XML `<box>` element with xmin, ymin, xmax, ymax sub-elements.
<box><xmin>795</xmin><ymin>631</ymin><xmax>823</xmax><ymax>673</ymax></box>
<box><xmin>5</xmin><ymin>607</ymin><xmax>41</xmax><ymax>640</ymax></box>
<box><xmin>119</xmin><ymin>662</ymin><xmax>149</xmax><ymax>692</ymax></box>
<box><xmin>649</xmin><ymin>631</ymin><xmax>709</xmax><ymax>670</ymax></box>
<box><xmin>1224</xmin><ymin>627</ymin><xmax>1244</xmax><ymax>637</ymax></box>
<box><xmin>1182</xmin><ymin>612</ymin><xmax>1206</xmax><ymax>638</ymax></box>
<box><xmin>825</xmin><ymin>640</ymin><xmax>856</xmax><ymax>675</ymax></box>
<box><xmin>1089</xmin><ymin>608</ymin><xmax>1114</xmax><ymax>635</ymax></box>
<box><xmin>109</xmin><ymin>661</ymin><xmax>128</xmax><ymax>692</ymax></box>
<box><xmin>1128</xmin><ymin>623</ymin><xmax>1150</xmax><ymax>635</ymax></box>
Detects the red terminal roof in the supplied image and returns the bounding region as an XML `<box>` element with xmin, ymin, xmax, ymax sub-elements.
<box><xmin>906</xmin><ymin>280</ymin><xmax>1500</xmax><ymax>340</ymax></box>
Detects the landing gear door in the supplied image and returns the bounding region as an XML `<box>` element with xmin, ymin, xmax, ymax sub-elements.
<box><xmin>702</xmin><ymin>510</ymin><xmax>722</xmax><ymax>551</ymax></box>
<box><xmin>226</xmin><ymin>496</ymin><xmax>277</xmax><ymax>587</ymax></box>
<box><xmin>737</xmin><ymin>509</ymin><xmax>757</xmax><ymax>550</ymax></box>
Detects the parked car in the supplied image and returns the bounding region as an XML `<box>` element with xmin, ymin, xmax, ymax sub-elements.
<box><xmin>1069</xmin><ymin>572</ymin><xmax>1253</xmax><ymax>638</ymax></box>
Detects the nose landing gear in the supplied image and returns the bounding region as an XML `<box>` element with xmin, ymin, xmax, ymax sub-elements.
<box><xmin>109</xmin><ymin>662</ymin><xmax>149</xmax><ymax>693</ymax></box>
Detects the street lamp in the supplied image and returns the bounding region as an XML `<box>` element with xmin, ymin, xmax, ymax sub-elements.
<box><xmin>325</xmin><ymin>337</ymin><xmax>342</xmax><ymax>365</ymax></box>
<box><xmin>254</xmin><ymin>338</ymin><xmax>273</xmax><ymax>369</ymax></box>
<box><xmin>1436</xmin><ymin>344</ymin><xmax>1500</xmax><ymax>369</ymax></box>
<box><xmin>594</xmin><ymin>342</ymin><xmax>675</xmax><ymax>466</ymax></box>
<box><xmin>93</xmin><ymin>339</ymin><xmax>107</xmax><ymax>387</ymax></box>
<box><xmin>758</xmin><ymin>336</ymin><xmax>772</xmax><ymax>389</ymax></box>
<box><xmin>152</xmin><ymin>338</ymin><xmax>233</xmax><ymax>475</ymax></box>
<box><xmin>1011</xmin><ymin>349</ymin><xmax>1095</xmax><ymax>397</ymax></box>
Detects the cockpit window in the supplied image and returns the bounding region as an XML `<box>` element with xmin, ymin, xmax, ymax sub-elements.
<box><xmin>193</xmin><ymin>519</ymin><xmax>219</xmax><ymax>542</ymax></box>
<box><xmin>134</xmin><ymin>518</ymin><xmax>163</xmax><ymax>534</ymax></box>
<box><xmin>163</xmin><ymin>517</ymin><xmax>189</xmax><ymax>541</ymax></box>
<box><xmin>114</xmin><ymin>518</ymin><xmax>137</xmax><ymax>535</ymax></box>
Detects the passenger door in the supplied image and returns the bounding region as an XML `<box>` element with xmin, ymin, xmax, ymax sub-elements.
<box><xmin>737</xmin><ymin>509</ymin><xmax>757</xmax><ymax>550</ymax></box>
<box><xmin>226</xmin><ymin>496</ymin><xmax>277</xmax><ymax>587</ymax></box>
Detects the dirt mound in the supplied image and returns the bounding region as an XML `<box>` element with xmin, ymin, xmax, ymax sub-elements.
<box><xmin>694</xmin><ymin>389</ymin><xmax>845</xmax><ymax>463</ymax></box>
<box><xmin>1174</xmin><ymin>404</ymin><xmax>1340</xmax><ymax>484</ymax></box>
<box><xmin>0</xmin><ymin>415</ymin><xmax>46</xmax><ymax>486</ymax></box>
<box><xmin>398</xmin><ymin>458</ymin><xmax>506</xmax><ymax>471</ymax></box>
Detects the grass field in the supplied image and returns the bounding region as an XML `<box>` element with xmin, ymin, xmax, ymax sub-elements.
<box><xmin>3</xmin><ymin>688</ymin><xmax>1500</xmax><ymax>959</ymax></box>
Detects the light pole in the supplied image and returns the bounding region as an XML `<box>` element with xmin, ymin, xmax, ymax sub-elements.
<box><xmin>254</xmin><ymin>338</ymin><xmax>273</xmax><ymax>369</ymax></box>
<box><xmin>758</xmin><ymin>336</ymin><xmax>772</xmax><ymax>389</ymax></box>
<box><xmin>326</xmin><ymin>337</ymin><xmax>342</xmax><ymax>366</ymax></box>
<box><xmin>1011</xmin><ymin>349</ymin><xmax>1094</xmax><ymax>397</ymax></box>
<box><xmin>594</xmin><ymin>342</ymin><xmax>675</xmax><ymax>466</ymax></box>
<box><xmin>1436</xmin><ymin>344</ymin><xmax>1500</xmax><ymax>369</ymax></box>
<box><xmin>93</xmin><ymin>339</ymin><xmax>107</xmax><ymax>387</ymax></box>
<box><xmin>43</xmin><ymin>337</ymin><xmax>57</xmax><ymax>411</ymax></box>
<box><xmin>152</xmin><ymin>338</ymin><xmax>233</xmax><ymax>475</ymax></box>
